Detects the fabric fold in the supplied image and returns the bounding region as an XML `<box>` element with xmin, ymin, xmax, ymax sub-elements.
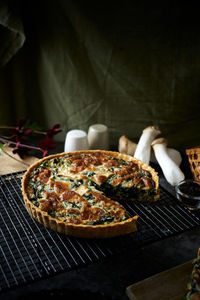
<box><xmin>0</xmin><ymin>3</ymin><xmax>25</xmax><ymax>67</ymax></box>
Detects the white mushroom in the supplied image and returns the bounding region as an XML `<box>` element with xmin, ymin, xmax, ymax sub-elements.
<box><xmin>134</xmin><ymin>126</ymin><xmax>161</xmax><ymax>164</ymax></box>
<box><xmin>119</xmin><ymin>133</ymin><xmax>182</xmax><ymax>167</ymax></box>
<box><xmin>151</xmin><ymin>138</ymin><xmax>185</xmax><ymax>186</ymax></box>
<box><xmin>118</xmin><ymin>135</ymin><xmax>137</xmax><ymax>155</ymax></box>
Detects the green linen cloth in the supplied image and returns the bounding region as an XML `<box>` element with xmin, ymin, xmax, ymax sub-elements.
<box><xmin>0</xmin><ymin>0</ymin><xmax>200</xmax><ymax>151</ymax></box>
<box><xmin>0</xmin><ymin>1</ymin><xmax>25</xmax><ymax>67</ymax></box>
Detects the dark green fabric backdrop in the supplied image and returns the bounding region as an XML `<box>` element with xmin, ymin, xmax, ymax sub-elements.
<box><xmin>0</xmin><ymin>0</ymin><xmax>200</xmax><ymax>150</ymax></box>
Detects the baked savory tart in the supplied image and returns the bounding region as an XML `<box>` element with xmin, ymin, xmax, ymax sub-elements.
<box><xmin>22</xmin><ymin>150</ymin><xmax>159</xmax><ymax>238</ymax></box>
<box><xmin>185</xmin><ymin>249</ymin><xmax>200</xmax><ymax>300</ymax></box>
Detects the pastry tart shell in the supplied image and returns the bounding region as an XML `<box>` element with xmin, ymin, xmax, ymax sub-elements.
<box><xmin>21</xmin><ymin>150</ymin><xmax>159</xmax><ymax>238</ymax></box>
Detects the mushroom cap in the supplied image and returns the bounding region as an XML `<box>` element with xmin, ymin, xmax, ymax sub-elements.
<box><xmin>143</xmin><ymin>125</ymin><xmax>161</xmax><ymax>134</ymax></box>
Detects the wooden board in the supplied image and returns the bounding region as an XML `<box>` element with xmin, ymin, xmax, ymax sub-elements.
<box><xmin>126</xmin><ymin>260</ymin><xmax>193</xmax><ymax>300</ymax></box>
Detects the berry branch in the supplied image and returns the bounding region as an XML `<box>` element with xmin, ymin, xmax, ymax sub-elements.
<box><xmin>0</xmin><ymin>119</ymin><xmax>62</xmax><ymax>158</ymax></box>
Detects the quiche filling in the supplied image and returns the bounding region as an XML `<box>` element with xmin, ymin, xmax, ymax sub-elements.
<box><xmin>26</xmin><ymin>152</ymin><xmax>157</xmax><ymax>226</ymax></box>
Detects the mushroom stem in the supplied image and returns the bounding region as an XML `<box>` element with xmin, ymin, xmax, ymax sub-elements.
<box><xmin>134</xmin><ymin>126</ymin><xmax>161</xmax><ymax>164</ymax></box>
<box><xmin>151</xmin><ymin>138</ymin><xmax>185</xmax><ymax>186</ymax></box>
<box><xmin>118</xmin><ymin>135</ymin><xmax>137</xmax><ymax>155</ymax></box>
<box><xmin>167</xmin><ymin>148</ymin><xmax>182</xmax><ymax>167</ymax></box>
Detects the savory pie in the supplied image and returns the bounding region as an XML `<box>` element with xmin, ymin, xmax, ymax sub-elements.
<box><xmin>185</xmin><ymin>249</ymin><xmax>200</xmax><ymax>300</ymax></box>
<box><xmin>22</xmin><ymin>150</ymin><xmax>159</xmax><ymax>238</ymax></box>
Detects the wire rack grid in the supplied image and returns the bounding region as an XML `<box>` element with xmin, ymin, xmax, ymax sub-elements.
<box><xmin>0</xmin><ymin>171</ymin><xmax>200</xmax><ymax>293</ymax></box>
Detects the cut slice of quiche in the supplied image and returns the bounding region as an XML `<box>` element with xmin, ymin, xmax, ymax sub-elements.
<box><xmin>22</xmin><ymin>150</ymin><xmax>159</xmax><ymax>238</ymax></box>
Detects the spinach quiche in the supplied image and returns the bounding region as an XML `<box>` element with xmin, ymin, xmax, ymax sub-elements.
<box><xmin>185</xmin><ymin>249</ymin><xmax>200</xmax><ymax>300</ymax></box>
<box><xmin>22</xmin><ymin>150</ymin><xmax>159</xmax><ymax>238</ymax></box>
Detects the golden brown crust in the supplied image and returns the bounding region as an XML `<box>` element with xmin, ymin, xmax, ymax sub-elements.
<box><xmin>21</xmin><ymin>150</ymin><xmax>159</xmax><ymax>238</ymax></box>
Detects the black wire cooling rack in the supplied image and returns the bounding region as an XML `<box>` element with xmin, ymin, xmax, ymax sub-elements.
<box><xmin>0</xmin><ymin>171</ymin><xmax>200</xmax><ymax>293</ymax></box>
